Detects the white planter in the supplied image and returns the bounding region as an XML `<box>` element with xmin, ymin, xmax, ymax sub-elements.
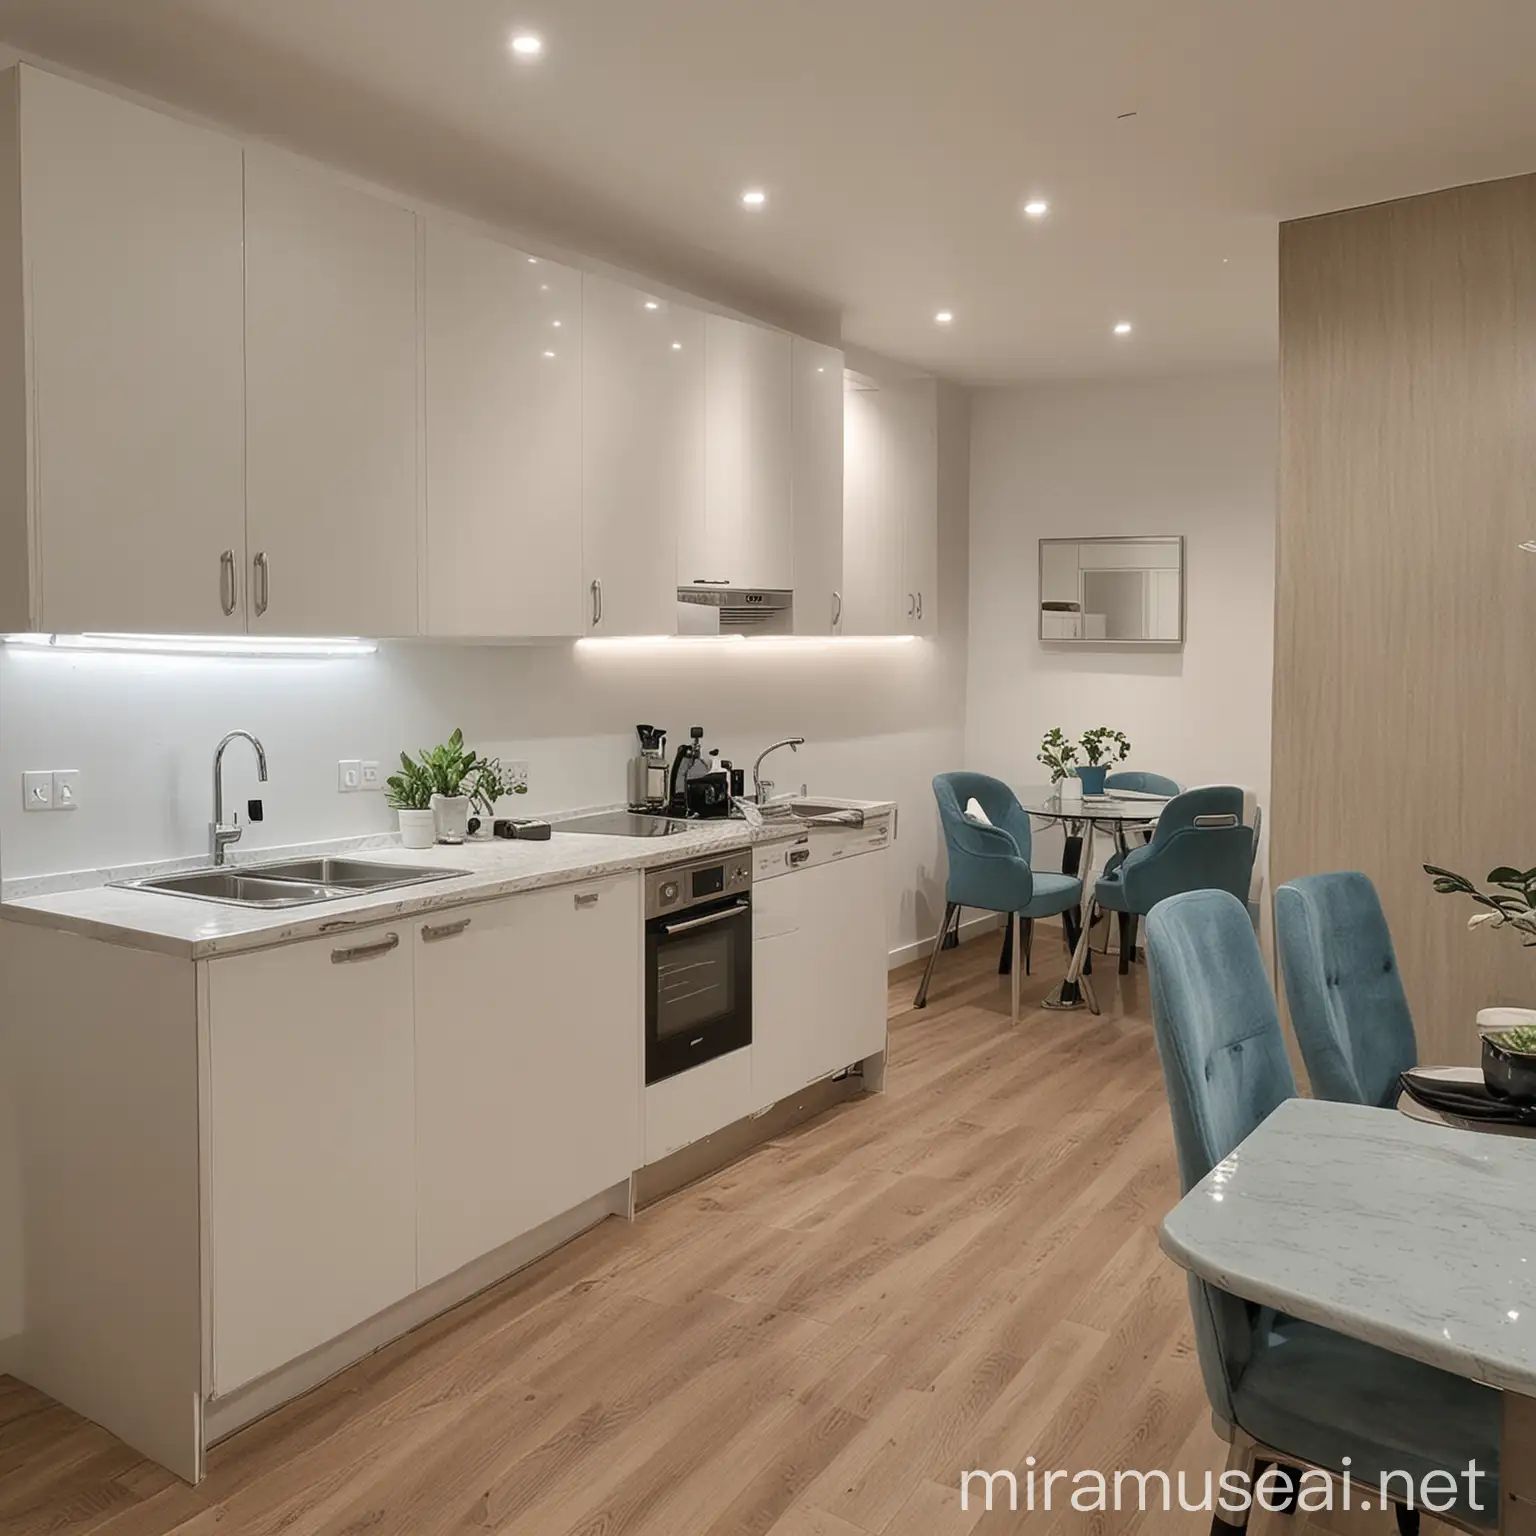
<box><xmin>398</xmin><ymin>808</ymin><xmax>436</xmax><ymax>849</ymax></box>
<box><xmin>431</xmin><ymin>793</ymin><xmax>471</xmax><ymax>845</ymax></box>
<box><xmin>1057</xmin><ymin>774</ymin><xmax>1083</xmax><ymax>805</ymax></box>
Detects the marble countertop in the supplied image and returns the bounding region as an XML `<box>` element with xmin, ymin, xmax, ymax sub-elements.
<box><xmin>0</xmin><ymin>799</ymin><xmax>894</xmax><ymax>962</ymax></box>
<box><xmin>1160</xmin><ymin>1096</ymin><xmax>1536</xmax><ymax>1396</ymax></box>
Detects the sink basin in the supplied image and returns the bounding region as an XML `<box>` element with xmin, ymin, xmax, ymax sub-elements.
<box><xmin>114</xmin><ymin>858</ymin><xmax>471</xmax><ymax>908</ymax></box>
<box><xmin>127</xmin><ymin>871</ymin><xmax>345</xmax><ymax>908</ymax></box>
<box><xmin>243</xmin><ymin>857</ymin><xmax>459</xmax><ymax>890</ymax></box>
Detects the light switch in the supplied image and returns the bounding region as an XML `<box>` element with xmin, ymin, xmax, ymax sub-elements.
<box><xmin>52</xmin><ymin>770</ymin><xmax>80</xmax><ymax>810</ymax></box>
<box><xmin>22</xmin><ymin>771</ymin><xmax>52</xmax><ymax>811</ymax></box>
<box><xmin>337</xmin><ymin>759</ymin><xmax>362</xmax><ymax>793</ymax></box>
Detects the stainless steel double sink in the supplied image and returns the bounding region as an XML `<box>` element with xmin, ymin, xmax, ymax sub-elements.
<box><xmin>113</xmin><ymin>857</ymin><xmax>472</xmax><ymax>909</ymax></box>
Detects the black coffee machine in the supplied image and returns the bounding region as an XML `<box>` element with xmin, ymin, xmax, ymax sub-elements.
<box><xmin>667</xmin><ymin>725</ymin><xmax>743</xmax><ymax>818</ymax></box>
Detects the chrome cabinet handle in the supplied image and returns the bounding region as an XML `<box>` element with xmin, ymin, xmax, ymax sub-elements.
<box><xmin>219</xmin><ymin>550</ymin><xmax>237</xmax><ymax>616</ymax></box>
<box><xmin>662</xmin><ymin>901</ymin><xmax>749</xmax><ymax>935</ymax></box>
<box><xmin>421</xmin><ymin>917</ymin><xmax>472</xmax><ymax>942</ymax></box>
<box><xmin>331</xmin><ymin>932</ymin><xmax>399</xmax><ymax>964</ymax></box>
<box><xmin>906</xmin><ymin>592</ymin><xmax>915</xmax><ymax>618</ymax></box>
<box><xmin>591</xmin><ymin>577</ymin><xmax>602</xmax><ymax>627</ymax></box>
<box><xmin>916</xmin><ymin>591</ymin><xmax>923</xmax><ymax>621</ymax></box>
<box><xmin>574</xmin><ymin>891</ymin><xmax>600</xmax><ymax>909</ymax></box>
<box><xmin>254</xmin><ymin>551</ymin><xmax>270</xmax><ymax>617</ymax></box>
<box><xmin>831</xmin><ymin>590</ymin><xmax>842</xmax><ymax>631</ymax></box>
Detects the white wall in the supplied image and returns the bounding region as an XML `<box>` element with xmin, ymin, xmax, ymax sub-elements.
<box><xmin>966</xmin><ymin>369</ymin><xmax>1276</xmax><ymax>810</ymax></box>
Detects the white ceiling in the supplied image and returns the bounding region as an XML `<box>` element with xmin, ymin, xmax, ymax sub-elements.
<box><xmin>3</xmin><ymin>0</ymin><xmax>1536</xmax><ymax>382</ymax></box>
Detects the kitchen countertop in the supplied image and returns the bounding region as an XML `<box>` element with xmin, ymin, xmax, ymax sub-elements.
<box><xmin>0</xmin><ymin>799</ymin><xmax>894</xmax><ymax>961</ymax></box>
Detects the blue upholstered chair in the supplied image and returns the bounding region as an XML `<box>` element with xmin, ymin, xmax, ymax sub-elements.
<box><xmin>915</xmin><ymin>772</ymin><xmax>1082</xmax><ymax>1024</ymax></box>
<box><xmin>1275</xmin><ymin>872</ymin><xmax>1418</xmax><ymax>1109</ymax></box>
<box><xmin>1147</xmin><ymin>891</ymin><xmax>1500</xmax><ymax>1535</ymax></box>
<box><xmin>1086</xmin><ymin>786</ymin><xmax>1257</xmax><ymax>993</ymax></box>
<box><xmin>1105</xmin><ymin>769</ymin><xmax>1182</xmax><ymax>797</ymax></box>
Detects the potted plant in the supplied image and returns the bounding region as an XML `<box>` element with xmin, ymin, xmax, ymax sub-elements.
<box><xmin>1075</xmin><ymin>726</ymin><xmax>1132</xmax><ymax>796</ymax></box>
<box><xmin>1038</xmin><ymin>727</ymin><xmax>1078</xmax><ymax>785</ymax></box>
<box><xmin>418</xmin><ymin>728</ymin><xmax>483</xmax><ymax>845</ymax></box>
<box><xmin>386</xmin><ymin>756</ymin><xmax>436</xmax><ymax>849</ymax></box>
<box><xmin>1424</xmin><ymin>862</ymin><xmax>1536</xmax><ymax>1101</ymax></box>
<box><xmin>467</xmin><ymin>757</ymin><xmax>507</xmax><ymax>839</ymax></box>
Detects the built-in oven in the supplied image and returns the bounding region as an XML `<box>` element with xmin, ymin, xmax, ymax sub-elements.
<box><xmin>644</xmin><ymin>851</ymin><xmax>753</xmax><ymax>1085</ymax></box>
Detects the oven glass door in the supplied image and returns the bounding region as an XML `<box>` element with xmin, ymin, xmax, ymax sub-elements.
<box><xmin>645</xmin><ymin>895</ymin><xmax>752</xmax><ymax>1084</ymax></box>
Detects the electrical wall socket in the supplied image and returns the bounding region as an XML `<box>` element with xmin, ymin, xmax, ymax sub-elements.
<box><xmin>506</xmin><ymin>760</ymin><xmax>529</xmax><ymax>793</ymax></box>
<box><xmin>337</xmin><ymin>759</ymin><xmax>362</xmax><ymax>793</ymax></box>
<box><xmin>52</xmin><ymin>769</ymin><xmax>80</xmax><ymax>810</ymax></box>
<box><xmin>360</xmin><ymin>760</ymin><xmax>381</xmax><ymax>791</ymax></box>
<box><xmin>22</xmin><ymin>771</ymin><xmax>52</xmax><ymax>811</ymax></box>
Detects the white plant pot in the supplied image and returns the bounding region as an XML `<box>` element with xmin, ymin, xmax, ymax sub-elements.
<box><xmin>398</xmin><ymin>808</ymin><xmax>436</xmax><ymax>849</ymax></box>
<box><xmin>1058</xmin><ymin>775</ymin><xmax>1083</xmax><ymax>805</ymax></box>
<box><xmin>431</xmin><ymin>793</ymin><xmax>471</xmax><ymax>845</ymax></box>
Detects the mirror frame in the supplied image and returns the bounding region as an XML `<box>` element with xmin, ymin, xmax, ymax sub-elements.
<box><xmin>1037</xmin><ymin>535</ymin><xmax>1186</xmax><ymax>646</ymax></box>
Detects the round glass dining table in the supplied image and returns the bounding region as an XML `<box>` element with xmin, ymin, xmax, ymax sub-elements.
<box><xmin>1014</xmin><ymin>786</ymin><xmax>1172</xmax><ymax>1011</ymax></box>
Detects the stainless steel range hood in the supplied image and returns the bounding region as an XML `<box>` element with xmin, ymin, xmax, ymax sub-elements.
<box><xmin>676</xmin><ymin>585</ymin><xmax>794</xmax><ymax>635</ymax></box>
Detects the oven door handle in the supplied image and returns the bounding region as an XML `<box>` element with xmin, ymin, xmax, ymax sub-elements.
<box><xmin>661</xmin><ymin>901</ymin><xmax>750</xmax><ymax>935</ymax></box>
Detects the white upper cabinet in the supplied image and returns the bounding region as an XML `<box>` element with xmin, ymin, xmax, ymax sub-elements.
<box><xmin>0</xmin><ymin>66</ymin><xmax>245</xmax><ymax>635</ymax></box>
<box><xmin>582</xmin><ymin>276</ymin><xmax>704</xmax><ymax>635</ymax></box>
<box><xmin>423</xmin><ymin>229</ymin><xmax>582</xmax><ymax>637</ymax></box>
<box><xmin>684</xmin><ymin>315</ymin><xmax>792</xmax><ymax>590</ymax></box>
<box><xmin>790</xmin><ymin>338</ymin><xmax>845</xmax><ymax>634</ymax></box>
<box><xmin>244</xmin><ymin>154</ymin><xmax>420</xmax><ymax>636</ymax></box>
<box><xmin>840</xmin><ymin>376</ymin><xmax>938</xmax><ymax>636</ymax></box>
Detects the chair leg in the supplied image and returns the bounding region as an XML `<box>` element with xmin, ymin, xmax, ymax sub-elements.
<box><xmin>1395</xmin><ymin>1504</ymin><xmax>1420</xmax><ymax>1536</ymax></box>
<box><xmin>1010</xmin><ymin>912</ymin><xmax>1021</xmax><ymax>1025</ymax></box>
<box><xmin>1211</xmin><ymin>1431</ymin><xmax>1258</xmax><ymax>1536</ymax></box>
<box><xmin>1117</xmin><ymin>911</ymin><xmax>1133</xmax><ymax>975</ymax></box>
<box><xmin>1063</xmin><ymin>903</ymin><xmax>1101</xmax><ymax>1016</ymax></box>
<box><xmin>1022</xmin><ymin>917</ymin><xmax>1033</xmax><ymax>976</ymax></box>
<box><xmin>913</xmin><ymin>902</ymin><xmax>957</xmax><ymax>1010</ymax></box>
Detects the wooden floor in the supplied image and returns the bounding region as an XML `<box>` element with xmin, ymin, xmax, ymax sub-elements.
<box><xmin>0</xmin><ymin>932</ymin><xmax>1423</xmax><ymax>1535</ymax></box>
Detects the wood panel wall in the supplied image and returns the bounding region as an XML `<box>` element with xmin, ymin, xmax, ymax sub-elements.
<box><xmin>1275</xmin><ymin>173</ymin><xmax>1536</xmax><ymax>1069</ymax></box>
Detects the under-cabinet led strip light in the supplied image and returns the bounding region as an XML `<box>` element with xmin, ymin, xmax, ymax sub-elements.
<box><xmin>3</xmin><ymin>633</ymin><xmax>378</xmax><ymax>658</ymax></box>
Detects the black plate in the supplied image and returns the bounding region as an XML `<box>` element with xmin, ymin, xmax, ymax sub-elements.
<box><xmin>1400</xmin><ymin>1068</ymin><xmax>1536</xmax><ymax>1126</ymax></box>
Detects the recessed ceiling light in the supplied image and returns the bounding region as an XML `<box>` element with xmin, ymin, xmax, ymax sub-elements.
<box><xmin>551</xmin><ymin>319</ymin><xmax>562</xmax><ymax>328</ymax></box>
<box><xmin>510</xmin><ymin>33</ymin><xmax>543</xmax><ymax>58</ymax></box>
<box><xmin>542</xmin><ymin>350</ymin><xmax>556</xmax><ymax>359</ymax></box>
<box><xmin>527</xmin><ymin>256</ymin><xmax>538</xmax><ymax>265</ymax></box>
<box><xmin>741</xmin><ymin>189</ymin><xmax>767</xmax><ymax>208</ymax></box>
<box><xmin>644</xmin><ymin>300</ymin><xmax>659</xmax><ymax>310</ymax></box>
<box><xmin>1023</xmin><ymin>199</ymin><xmax>1049</xmax><ymax>218</ymax></box>
<box><xmin>1113</xmin><ymin>321</ymin><xmax>1133</xmax><ymax>335</ymax></box>
<box><xmin>671</xmin><ymin>341</ymin><xmax>683</xmax><ymax>350</ymax></box>
<box><xmin>934</xmin><ymin>310</ymin><xmax>954</xmax><ymax>325</ymax></box>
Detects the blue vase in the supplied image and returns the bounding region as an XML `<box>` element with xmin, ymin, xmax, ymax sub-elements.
<box><xmin>1076</xmin><ymin>765</ymin><xmax>1108</xmax><ymax>796</ymax></box>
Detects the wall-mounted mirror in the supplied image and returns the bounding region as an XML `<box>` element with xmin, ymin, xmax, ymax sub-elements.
<box><xmin>1038</xmin><ymin>536</ymin><xmax>1185</xmax><ymax>644</ymax></box>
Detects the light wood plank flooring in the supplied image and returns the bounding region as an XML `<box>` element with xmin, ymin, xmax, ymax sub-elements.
<box><xmin>0</xmin><ymin>931</ymin><xmax>1428</xmax><ymax>1535</ymax></box>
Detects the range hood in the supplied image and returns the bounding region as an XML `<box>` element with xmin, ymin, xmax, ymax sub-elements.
<box><xmin>676</xmin><ymin>585</ymin><xmax>794</xmax><ymax>635</ymax></box>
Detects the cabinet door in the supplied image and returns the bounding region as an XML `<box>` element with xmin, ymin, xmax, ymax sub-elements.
<box><xmin>750</xmin><ymin>873</ymin><xmax>816</xmax><ymax>1108</ymax></box>
<box><xmin>805</xmin><ymin>851</ymin><xmax>891</xmax><ymax>1068</ymax></box>
<box><xmin>582</xmin><ymin>276</ymin><xmax>703</xmax><ymax>635</ymax></box>
<box><xmin>791</xmin><ymin>338</ymin><xmax>845</xmax><ymax>634</ymax></box>
<box><xmin>694</xmin><ymin>315</ymin><xmax>792</xmax><ymax>590</ymax></box>
<box><xmin>20</xmin><ymin>67</ymin><xmax>245</xmax><ymax>634</ymax></box>
<box><xmin>892</xmin><ymin>379</ymin><xmax>939</xmax><ymax>636</ymax></box>
<box><xmin>245</xmin><ymin>154</ymin><xmax>419</xmax><ymax>636</ymax></box>
<box><xmin>423</xmin><ymin>228</ymin><xmax>582</xmax><ymax>637</ymax></box>
<box><xmin>415</xmin><ymin>878</ymin><xmax>641</xmax><ymax>1287</ymax></box>
<box><xmin>207</xmin><ymin>925</ymin><xmax>416</xmax><ymax>1393</ymax></box>
<box><xmin>840</xmin><ymin>386</ymin><xmax>903</xmax><ymax>634</ymax></box>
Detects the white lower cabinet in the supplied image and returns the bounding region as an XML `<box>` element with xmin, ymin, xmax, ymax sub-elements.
<box><xmin>414</xmin><ymin>877</ymin><xmax>641</xmax><ymax>1287</ymax></box>
<box><xmin>752</xmin><ymin>850</ymin><xmax>889</xmax><ymax>1108</ymax></box>
<box><xmin>207</xmin><ymin>924</ymin><xmax>417</xmax><ymax>1395</ymax></box>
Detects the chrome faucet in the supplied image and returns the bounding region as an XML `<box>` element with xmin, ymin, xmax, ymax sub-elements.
<box><xmin>753</xmin><ymin>737</ymin><xmax>805</xmax><ymax>805</ymax></box>
<box><xmin>211</xmin><ymin>730</ymin><xmax>269</xmax><ymax>865</ymax></box>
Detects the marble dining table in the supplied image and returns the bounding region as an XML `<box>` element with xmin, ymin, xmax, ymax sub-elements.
<box><xmin>1161</xmin><ymin>1096</ymin><xmax>1536</xmax><ymax>1532</ymax></box>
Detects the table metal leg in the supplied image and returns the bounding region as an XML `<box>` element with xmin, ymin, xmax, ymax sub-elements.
<box><xmin>1045</xmin><ymin>820</ymin><xmax>1099</xmax><ymax>1013</ymax></box>
<box><xmin>1503</xmin><ymin>1392</ymin><xmax>1536</xmax><ymax>1533</ymax></box>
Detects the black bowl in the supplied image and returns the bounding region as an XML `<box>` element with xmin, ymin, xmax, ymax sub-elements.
<box><xmin>1482</xmin><ymin>1034</ymin><xmax>1536</xmax><ymax>1104</ymax></box>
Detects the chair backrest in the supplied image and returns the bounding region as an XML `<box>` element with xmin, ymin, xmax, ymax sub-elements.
<box><xmin>1117</xmin><ymin>785</ymin><xmax>1257</xmax><ymax>912</ymax></box>
<box><xmin>1275</xmin><ymin>871</ymin><xmax>1418</xmax><ymax>1109</ymax></box>
<box><xmin>931</xmin><ymin>772</ymin><xmax>1036</xmax><ymax>914</ymax></box>
<box><xmin>1147</xmin><ymin>888</ymin><xmax>1298</xmax><ymax>1423</ymax></box>
<box><xmin>1105</xmin><ymin>770</ymin><xmax>1182</xmax><ymax>798</ymax></box>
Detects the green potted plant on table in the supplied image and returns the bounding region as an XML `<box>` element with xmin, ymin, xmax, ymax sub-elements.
<box><xmin>1425</xmin><ymin>861</ymin><xmax>1536</xmax><ymax>1101</ymax></box>
<box><xmin>1038</xmin><ymin>727</ymin><xmax>1079</xmax><ymax>785</ymax></box>
<box><xmin>386</xmin><ymin>756</ymin><xmax>436</xmax><ymax>849</ymax></box>
<box><xmin>1075</xmin><ymin>726</ymin><xmax>1131</xmax><ymax>796</ymax></box>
